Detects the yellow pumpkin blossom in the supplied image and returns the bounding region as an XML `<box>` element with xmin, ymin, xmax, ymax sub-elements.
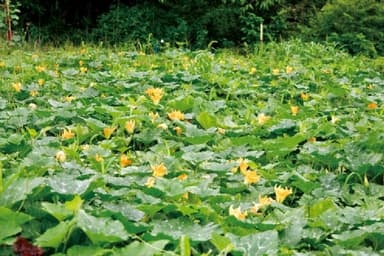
<box><xmin>257</xmin><ymin>113</ymin><xmax>271</xmax><ymax>125</ymax></box>
<box><xmin>38</xmin><ymin>79</ymin><xmax>45</xmax><ymax>86</ymax></box>
<box><xmin>151</xmin><ymin>163</ymin><xmax>168</xmax><ymax>177</ymax></box>
<box><xmin>145</xmin><ymin>177</ymin><xmax>156</xmax><ymax>188</ymax></box>
<box><xmin>368</xmin><ymin>102</ymin><xmax>378</xmax><ymax>109</ymax></box>
<box><xmin>168</xmin><ymin>110</ymin><xmax>184</xmax><ymax>121</ymax></box>
<box><xmin>243</xmin><ymin>170</ymin><xmax>261</xmax><ymax>185</ymax></box>
<box><xmin>286</xmin><ymin>66</ymin><xmax>293</xmax><ymax>74</ymax></box>
<box><xmin>35</xmin><ymin>65</ymin><xmax>46</xmax><ymax>72</ymax></box>
<box><xmin>61</xmin><ymin>128</ymin><xmax>75</xmax><ymax>140</ymax></box>
<box><xmin>272</xmin><ymin>69</ymin><xmax>279</xmax><ymax>75</ymax></box>
<box><xmin>274</xmin><ymin>185</ymin><xmax>293</xmax><ymax>203</ymax></box>
<box><xmin>12</xmin><ymin>82</ymin><xmax>22</xmax><ymax>92</ymax></box>
<box><xmin>145</xmin><ymin>88</ymin><xmax>164</xmax><ymax>105</ymax></box>
<box><xmin>300</xmin><ymin>92</ymin><xmax>309</xmax><ymax>101</ymax></box>
<box><xmin>157</xmin><ymin>123</ymin><xmax>168</xmax><ymax>130</ymax></box>
<box><xmin>291</xmin><ymin>106</ymin><xmax>299</xmax><ymax>116</ymax></box>
<box><xmin>120</xmin><ymin>155</ymin><xmax>132</xmax><ymax>167</ymax></box>
<box><xmin>80</xmin><ymin>67</ymin><xmax>88</xmax><ymax>73</ymax></box>
<box><xmin>149</xmin><ymin>112</ymin><xmax>159</xmax><ymax>123</ymax></box>
<box><xmin>95</xmin><ymin>154</ymin><xmax>104</xmax><ymax>162</ymax></box>
<box><xmin>30</xmin><ymin>90</ymin><xmax>38</xmax><ymax>97</ymax></box>
<box><xmin>249</xmin><ymin>67</ymin><xmax>257</xmax><ymax>75</ymax></box>
<box><xmin>178</xmin><ymin>173</ymin><xmax>188</xmax><ymax>180</ymax></box>
<box><xmin>103</xmin><ymin>127</ymin><xmax>116</xmax><ymax>139</ymax></box>
<box><xmin>65</xmin><ymin>95</ymin><xmax>76</xmax><ymax>102</ymax></box>
<box><xmin>229</xmin><ymin>205</ymin><xmax>248</xmax><ymax>220</ymax></box>
<box><xmin>125</xmin><ymin>120</ymin><xmax>135</xmax><ymax>134</ymax></box>
<box><xmin>173</xmin><ymin>126</ymin><xmax>182</xmax><ymax>135</ymax></box>
<box><xmin>55</xmin><ymin>150</ymin><xmax>66</xmax><ymax>162</ymax></box>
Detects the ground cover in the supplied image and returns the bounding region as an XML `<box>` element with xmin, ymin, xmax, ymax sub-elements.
<box><xmin>0</xmin><ymin>41</ymin><xmax>383</xmax><ymax>255</ymax></box>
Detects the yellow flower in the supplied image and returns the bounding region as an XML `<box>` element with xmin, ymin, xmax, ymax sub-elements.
<box><xmin>182</xmin><ymin>192</ymin><xmax>189</xmax><ymax>199</ymax></box>
<box><xmin>178</xmin><ymin>173</ymin><xmax>188</xmax><ymax>180</ymax></box>
<box><xmin>61</xmin><ymin>128</ymin><xmax>75</xmax><ymax>140</ymax></box>
<box><xmin>145</xmin><ymin>177</ymin><xmax>156</xmax><ymax>188</ymax></box>
<box><xmin>286</xmin><ymin>66</ymin><xmax>293</xmax><ymax>74</ymax></box>
<box><xmin>322</xmin><ymin>69</ymin><xmax>331</xmax><ymax>74</ymax></box>
<box><xmin>258</xmin><ymin>195</ymin><xmax>273</xmax><ymax>207</ymax></box>
<box><xmin>79</xmin><ymin>60</ymin><xmax>84</xmax><ymax>66</ymax></box>
<box><xmin>249</xmin><ymin>67</ymin><xmax>257</xmax><ymax>75</ymax></box>
<box><xmin>145</xmin><ymin>88</ymin><xmax>164</xmax><ymax>105</ymax></box>
<box><xmin>291</xmin><ymin>106</ymin><xmax>299</xmax><ymax>116</ymax></box>
<box><xmin>274</xmin><ymin>185</ymin><xmax>293</xmax><ymax>203</ymax></box>
<box><xmin>103</xmin><ymin>127</ymin><xmax>116</xmax><ymax>139</ymax></box>
<box><xmin>151</xmin><ymin>163</ymin><xmax>168</xmax><ymax>177</ymax></box>
<box><xmin>368</xmin><ymin>102</ymin><xmax>378</xmax><ymax>109</ymax></box>
<box><xmin>55</xmin><ymin>150</ymin><xmax>66</xmax><ymax>162</ymax></box>
<box><xmin>80</xmin><ymin>67</ymin><xmax>88</xmax><ymax>73</ymax></box>
<box><xmin>239</xmin><ymin>158</ymin><xmax>249</xmax><ymax>174</ymax></box>
<box><xmin>81</xmin><ymin>144</ymin><xmax>90</xmax><ymax>151</ymax></box>
<box><xmin>35</xmin><ymin>65</ymin><xmax>46</xmax><ymax>72</ymax></box>
<box><xmin>307</xmin><ymin>137</ymin><xmax>316</xmax><ymax>143</ymax></box>
<box><xmin>229</xmin><ymin>205</ymin><xmax>248</xmax><ymax>220</ymax></box>
<box><xmin>331</xmin><ymin>115</ymin><xmax>339</xmax><ymax>124</ymax></box>
<box><xmin>300</xmin><ymin>92</ymin><xmax>309</xmax><ymax>101</ymax></box>
<box><xmin>157</xmin><ymin>123</ymin><xmax>168</xmax><ymax>130</ymax></box>
<box><xmin>250</xmin><ymin>195</ymin><xmax>273</xmax><ymax>214</ymax></box>
<box><xmin>29</xmin><ymin>103</ymin><xmax>37</xmax><ymax>110</ymax></box>
<box><xmin>125</xmin><ymin>120</ymin><xmax>135</xmax><ymax>134</ymax></box>
<box><xmin>173</xmin><ymin>126</ymin><xmax>182</xmax><ymax>136</ymax></box>
<box><xmin>95</xmin><ymin>154</ymin><xmax>104</xmax><ymax>162</ymax></box>
<box><xmin>149</xmin><ymin>112</ymin><xmax>159</xmax><ymax>123</ymax></box>
<box><xmin>80</xmin><ymin>48</ymin><xmax>87</xmax><ymax>54</ymax></box>
<box><xmin>30</xmin><ymin>90</ymin><xmax>38</xmax><ymax>97</ymax></box>
<box><xmin>38</xmin><ymin>79</ymin><xmax>45</xmax><ymax>86</ymax></box>
<box><xmin>217</xmin><ymin>128</ymin><xmax>226</xmax><ymax>135</ymax></box>
<box><xmin>120</xmin><ymin>155</ymin><xmax>132</xmax><ymax>167</ymax></box>
<box><xmin>0</xmin><ymin>61</ymin><xmax>5</xmax><ymax>67</ymax></box>
<box><xmin>168</xmin><ymin>110</ymin><xmax>184</xmax><ymax>121</ymax></box>
<box><xmin>272</xmin><ymin>69</ymin><xmax>279</xmax><ymax>75</ymax></box>
<box><xmin>243</xmin><ymin>170</ymin><xmax>261</xmax><ymax>185</ymax></box>
<box><xmin>12</xmin><ymin>82</ymin><xmax>22</xmax><ymax>92</ymax></box>
<box><xmin>257</xmin><ymin>113</ymin><xmax>271</xmax><ymax>125</ymax></box>
<box><xmin>65</xmin><ymin>95</ymin><xmax>76</xmax><ymax>102</ymax></box>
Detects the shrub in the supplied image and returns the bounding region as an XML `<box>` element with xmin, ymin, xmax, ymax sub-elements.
<box><xmin>307</xmin><ymin>0</ymin><xmax>384</xmax><ymax>56</ymax></box>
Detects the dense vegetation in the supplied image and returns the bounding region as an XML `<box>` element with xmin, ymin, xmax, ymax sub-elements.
<box><xmin>0</xmin><ymin>40</ymin><xmax>383</xmax><ymax>255</ymax></box>
<box><xmin>1</xmin><ymin>0</ymin><xmax>384</xmax><ymax>56</ymax></box>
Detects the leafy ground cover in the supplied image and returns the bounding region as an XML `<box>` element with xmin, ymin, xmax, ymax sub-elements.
<box><xmin>0</xmin><ymin>41</ymin><xmax>383</xmax><ymax>255</ymax></box>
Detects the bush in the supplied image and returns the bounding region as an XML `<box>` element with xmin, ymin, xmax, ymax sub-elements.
<box><xmin>307</xmin><ymin>0</ymin><xmax>384</xmax><ymax>56</ymax></box>
<box><xmin>92</xmin><ymin>3</ymin><xmax>188</xmax><ymax>47</ymax></box>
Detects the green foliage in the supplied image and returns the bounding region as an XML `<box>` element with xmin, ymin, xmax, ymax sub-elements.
<box><xmin>307</xmin><ymin>0</ymin><xmax>384</xmax><ymax>56</ymax></box>
<box><xmin>92</xmin><ymin>3</ymin><xmax>187</xmax><ymax>47</ymax></box>
<box><xmin>0</xmin><ymin>41</ymin><xmax>383</xmax><ymax>254</ymax></box>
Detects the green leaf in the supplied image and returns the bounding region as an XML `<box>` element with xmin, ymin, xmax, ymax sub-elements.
<box><xmin>65</xmin><ymin>195</ymin><xmax>83</xmax><ymax>212</ymax></box>
<box><xmin>67</xmin><ymin>245</ymin><xmax>108</xmax><ymax>256</ymax></box>
<box><xmin>77</xmin><ymin>210</ymin><xmax>129</xmax><ymax>244</ymax></box>
<box><xmin>151</xmin><ymin>218</ymin><xmax>218</xmax><ymax>241</ymax></box>
<box><xmin>211</xmin><ymin>232</ymin><xmax>234</xmax><ymax>252</ymax></box>
<box><xmin>0</xmin><ymin>177</ymin><xmax>44</xmax><ymax>207</ymax></box>
<box><xmin>41</xmin><ymin>202</ymin><xmax>73</xmax><ymax>221</ymax></box>
<box><xmin>35</xmin><ymin>221</ymin><xmax>72</xmax><ymax>248</ymax></box>
<box><xmin>0</xmin><ymin>207</ymin><xmax>32</xmax><ymax>242</ymax></box>
<box><xmin>308</xmin><ymin>198</ymin><xmax>336</xmax><ymax>218</ymax></box>
<box><xmin>114</xmin><ymin>240</ymin><xmax>169</xmax><ymax>256</ymax></box>
<box><xmin>229</xmin><ymin>230</ymin><xmax>278</xmax><ymax>256</ymax></box>
<box><xmin>196</xmin><ymin>111</ymin><xmax>218</xmax><ymax>129</ymax></box>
